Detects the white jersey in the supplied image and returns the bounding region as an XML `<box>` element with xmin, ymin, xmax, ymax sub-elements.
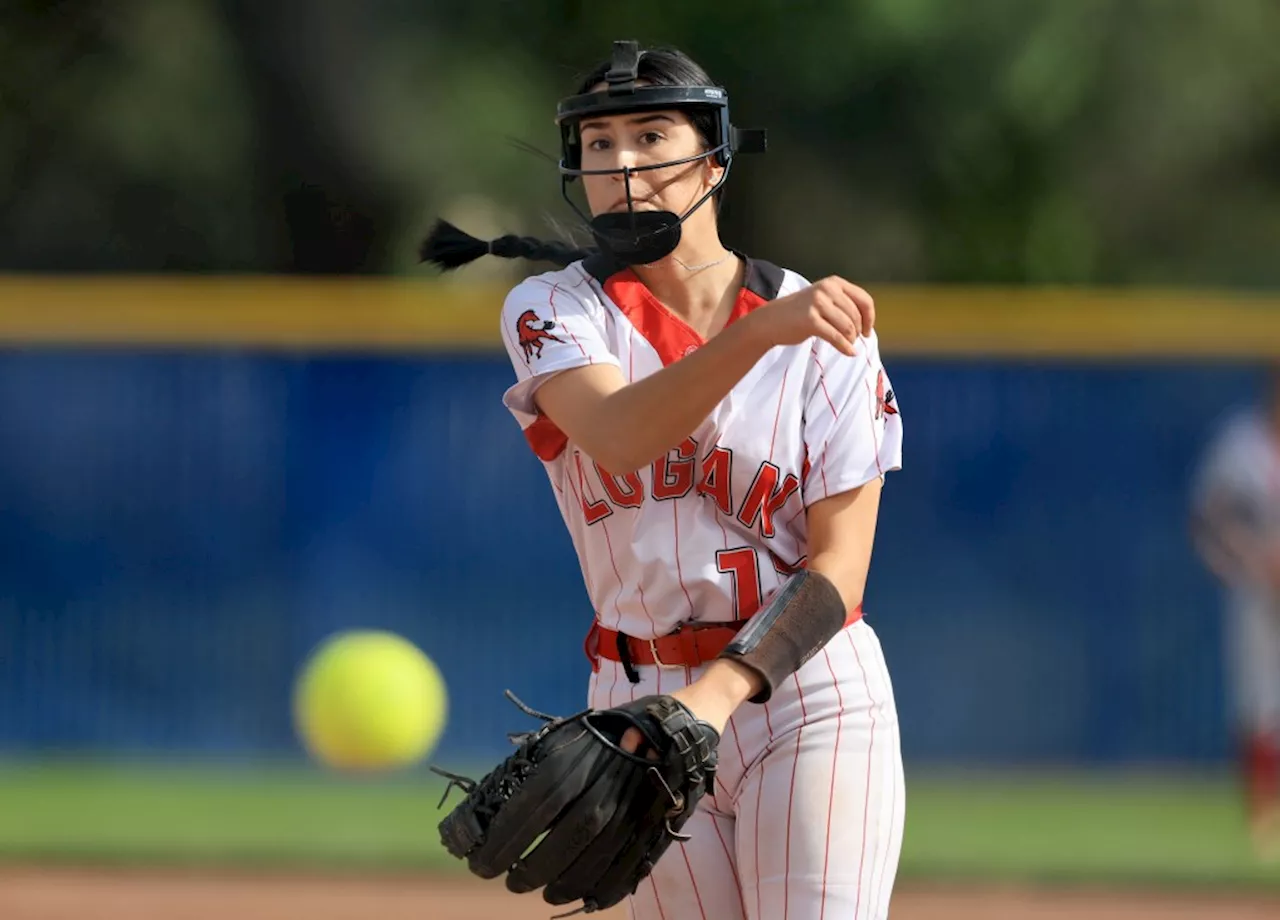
<box><xmin>498</xmin><ymin>254</ymin><xmax>903</xmax><ymax>641</ymax></box>
<box><xmin>1192</xmin><ymin>407</ymin><xmax>1280</xmax><ymax>594</ymax></box>
<box><xmin>1193</xmin><ymin>408</ymin><xmax>1280</xmax><ymax>741</ymax></box>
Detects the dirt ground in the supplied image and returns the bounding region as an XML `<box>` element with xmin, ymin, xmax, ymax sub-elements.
<box><xmin>2</xmin><ymin>866</ymin><xmax>1278</xmax><ymax>920</ymax></box>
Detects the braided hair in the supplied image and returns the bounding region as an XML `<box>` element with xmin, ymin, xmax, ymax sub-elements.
<box><xmin>419</xmin><ymin>46</ymin><xmax>720</xmax><ymax>273</ymax></box>
<box><xmin>418</xmin><ymin>219</ymin><xmax>593</xmax><ymax>271</ymax></box>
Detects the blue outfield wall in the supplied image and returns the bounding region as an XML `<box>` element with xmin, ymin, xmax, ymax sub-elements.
<box><xmin>0</xmin><ymin>349</ymin><xmax>1263</xmax><ymax>766</ymax></box>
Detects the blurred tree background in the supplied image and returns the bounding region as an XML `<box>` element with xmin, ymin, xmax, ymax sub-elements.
<box><xmin>2</xmin><ymin>0</ymin><xmax>1277</xmax><ymax>286</ymax></box>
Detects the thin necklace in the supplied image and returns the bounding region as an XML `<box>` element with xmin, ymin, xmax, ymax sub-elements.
<box><xmin>645</xmin><ymin>251</ymin><xmax>734</xmax><ymax>272</ymax></box>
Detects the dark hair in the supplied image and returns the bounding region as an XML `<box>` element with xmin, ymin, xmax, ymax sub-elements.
<box><xmin>419</xmin><ymin>46</ymin><xmax>722</xmax><ymax>273</ymax></box>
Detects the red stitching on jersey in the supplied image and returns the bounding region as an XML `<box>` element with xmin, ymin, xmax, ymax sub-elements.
<box><xmin>860</xmin><ymin>347</ymin><xmax>878</xmax><ymax>382</ymax></box>
<box><xmin>708</xmin><ymin>441</ymin><xmax>751</xmax><ymax>626</ymax></box>
<box><xmin>753</xmin><ymin>754</ymin><xmax>766</xmax><ymax>920</ymax></box>
<box><xmin>810</xmin><ymin>350</ymin><xmax>840</xmax><ymax>418</ymax></box>
<box><xmin>649</xmin><ymin>875</ymin><xmax>668</xmax><ymax>919</ymax></box>
<box><xmin>810</xmin><ymin>350</ymin><xmax>840</xmax><ymax>498</ymax></box>
<box><xmin>605</xmin><ymin>659</ymin><xmax>620</xmax><ymax>708</ymax></box>
<box><xmin>576</xmin><ymin>454</ymin><xmax>656</xmax><ymax>634</ymax></box>
<box><xmin>714</xmin><ymin>505</ymin><xmax>732</xmax><ymax>552</ymax></box>
<box><xmin>527</xmin><ymin>273</ymin><xmax>590</xmax><ymax>291</ymax></box>
<box><xmin>782</xmin><ymin>672</ymin><xmax>810</xmax><ymax>920</ymax></box>
<box><xmin>714</xmin><ymin>774</ymin><xmax>733</xmax><ymax>808</ymax></box>
<box><xmin>876</xmin><ymin>767</ymin><xmax>900</xmax><ymax>919</ymax></box>
<box><xmin>562</xmin><ymin>469</ymin><xmax>601</xmax><ymax>607</ymax></box>
<box><xmin>864</xmin><ymin>378</ymin><xmax>884</xmax><ymax>476</ymax></box>
<box><xmin>819</xmin><ymin>646</ymin><xmax>846</xmax><ymax>920</ymax></box>
<box><xmin>783</xmin><ymin>446</ymin><xmax>810</xmax><ymax>529</ymax></box>
<box><xmin>768</xmin><ymin>365</ymin><xmax>791</xmax><ymax>462</ymax></box>
<box><xmin>783</xmin><ymin>758</ymin><xmax>796</xmax><ymax>919</ymax></box>
<box><xmin>599</xmin><ymin>544</ymin><xmax>626</xmax><ymax>634</ymax></box>
<box><xmin>782</xmin><ymin>501</ymin><xmax>807</xmax><ymax>531</ymax></box>
<box><xmin>671</xmin><ymin>497</ymin><xmax>697</xmax><ymax>621</ymax></box>
<box><xmin>679</xmin><ymin>843</ymin><xmax>708</xmax><ymax>920</ymax></box>
<box><xmin>869</xmin><ymin>636</ymin><xmax>900</xmax><ymax>920</ymax></box>
<box><xmin>581</xmin><ymin>461</ymin><xmax>628</xmax><ymax>630</ymax></box>
<box><xmin>614</xmin><ymin>473</ymin><xmax>656</xmax><ymax>632</ymax></box>
<box><xmin>546</xmin><ymin>281</ymin><xmax>589</xmax><ymax>360</ymax></box>
<box><xmin>727</xmin><ymin>713</ymin><xmax>749</xmax><ymax>796</ymax></box>
<box><xmin>849</xmin><ymin>629</ymin><xmax>879</xmax><ymax>920</ymax></box>
<box><xmin>754</xmin><ymin>696</ymin><xmax>777</xmax><ymax>919</ymax></box>
<box><xmin>632</xmin><ymin>573</ymin><xmax>654</xmax><ymax>636</ymax></box>
<box><xmin>602</xmin><ymin>502</ymin><xmax>653</xmax><ymax>633</ymax></box>
<box><xmin>711</xmin><ymin>814</ymin><xmax>746</xmax><ymax>912</ymax></box>
<box><xmin>787</xmin><ymin>672</ymin><xmax>818</xmax><ymax>920</ymax></box>
<box><xmin>628</xmin><ymin>675</ymin><xmax>669</xmax><ymax>920</ymax></box>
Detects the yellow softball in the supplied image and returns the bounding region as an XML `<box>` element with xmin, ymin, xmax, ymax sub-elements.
<box><xmin>293</xmin><ymin>630</ymin><xmax>448</xmax><ymax>772</ymax></box>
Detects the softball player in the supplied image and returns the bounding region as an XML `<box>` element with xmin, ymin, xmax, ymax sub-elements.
<box><xmin>1191</xmin><ymin>364</ymin><xmax>1280</xmax><ymax>859</ymax></box>
<box><xmin>424</xmin><ymin>41</ymin><xmax>905</xmax><ymax>918</ymax></box>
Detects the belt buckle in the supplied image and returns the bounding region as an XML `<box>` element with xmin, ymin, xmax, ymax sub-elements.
<box><xmin>648</xmin><ymin>624</ymin><xmax>685</xmax><ymax>670</ymax></box>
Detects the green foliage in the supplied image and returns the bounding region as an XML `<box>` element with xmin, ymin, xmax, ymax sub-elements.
<box><xmin>1</xmin><ymin>1</ymin><xmax>1278</xmax><ymax>284</ymax></box>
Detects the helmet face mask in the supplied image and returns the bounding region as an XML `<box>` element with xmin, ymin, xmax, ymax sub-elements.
<box><xmin>554</xmin><ymin>41</ymin><xmax>766</xmax><ymax>266</ymax></box>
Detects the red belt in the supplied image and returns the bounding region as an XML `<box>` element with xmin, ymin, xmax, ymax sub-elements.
<box><xmin>590</xmin><ymin>621</ymin><xmax>747</xmax><ymax>670</ymax></box>
<box><xmin>584</xmin><ymin>604</ymin><xmax>863</xmax><ymax>672</ymax></box>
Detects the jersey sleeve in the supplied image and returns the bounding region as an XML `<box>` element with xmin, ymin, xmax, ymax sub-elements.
<box><xmin>1190</xmin><ymin>422</ymin><xmax>1266</xmax><ymax>550</ymax></box>
<box><xmin>498</xmin><ymin>273</ymin><xmax>622</xmax><ymax>425</ymax></box>
<box><xmin>801</xmin><ymin>331</ymin><xmax>903</xmax><ymax>505</ymax></box>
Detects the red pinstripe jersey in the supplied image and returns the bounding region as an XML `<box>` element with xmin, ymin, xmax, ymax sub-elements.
<box><xmin>499</xmin><ymin>254</ymin><xmax>903</xmax><ymax>639</ymax></box>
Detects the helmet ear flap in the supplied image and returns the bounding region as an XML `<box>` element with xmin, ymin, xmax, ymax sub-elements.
<box><xmin>727</xmin><ymin>127</ymin><xmax>767</xmax><ymax>165</ymax></box>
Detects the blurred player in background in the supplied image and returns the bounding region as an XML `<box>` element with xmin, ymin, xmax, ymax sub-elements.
<box><xmin>1191</xmin><ymin>361</ymin><xmax>1280</xmax><ymax>860</ymax></box>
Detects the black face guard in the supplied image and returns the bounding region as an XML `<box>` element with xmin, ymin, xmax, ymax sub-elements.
<box><xmin>555</xmin><ymin>41</ymin><xmax>767</xmax><ymax>266</ymax></box>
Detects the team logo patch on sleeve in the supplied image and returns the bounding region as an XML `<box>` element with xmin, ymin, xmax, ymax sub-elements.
<box><xmin>875</xmin><ymin>369</ymin><xmax>898</xmax><ymax>419</ymax></box>
<box><xmin>515</xmin><ymin>309</ymin><xmax>564</xmax><ymax>360</ymax></box>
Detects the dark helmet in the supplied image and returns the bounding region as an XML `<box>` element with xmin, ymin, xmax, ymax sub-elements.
<box><xmin>555</xmin><ymin>40</ymin><xmax>767</xmax><ymax>266</ymax></box>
